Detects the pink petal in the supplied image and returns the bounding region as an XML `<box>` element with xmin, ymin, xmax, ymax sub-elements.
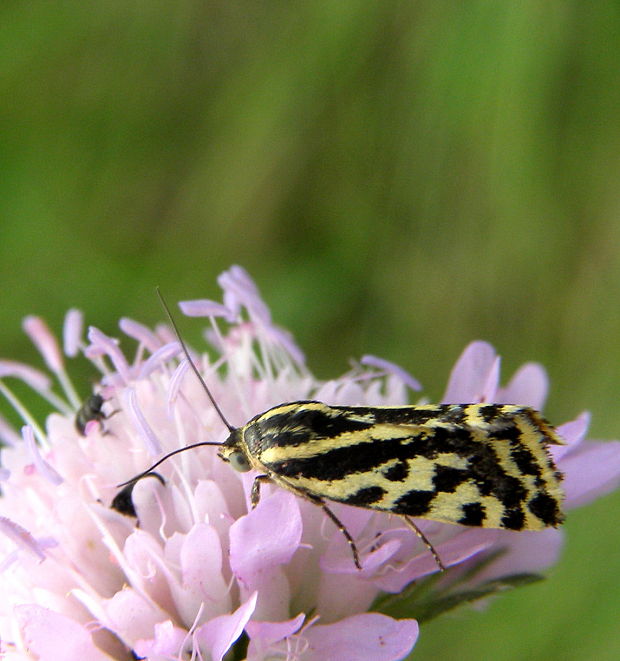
<box><xmin>442</xmin><ymin>341</ymin><xmax>498</xmax><ymax>403</ymax></box>
<box><xmin>134</xmin><ymin>620</ymin><xmax>188</xmax><ymax>658</ymax></box>
<box><xmin>303</xmin><ymin>613</ymin><xmax>419</xmax><ymax>661</ymax></box>
<box><xmin>472</xmin><ymin>528</ymin><xmax>564</xmax><ymax>582</ymax></box>
<box><xmin>481</xmin><ymin>356</ymin><xmax>501</xmax><ymax>402</ymax></box>
<box><xmin>323</xmin><ymin>538</ymin><xmax>402</xmax><ymax>575</ymax></box>
<box><xmin>192</xmin><ymin>479</ymin><xmax>234</xmax><ymax>540</ymax></box>
<box><xmin>195</xmin><ymin>592</ymin><xmax>258</xmax><ymax>661</ymax></box>
<box><xmin>101</xmin><ymin>587</ymin><xmax>171</xmax><ymax>644</ymax></box>
<box><xmin>245</xmin><ymin>613</ymin><xmax>305</xmax><ymax>650</ymax></box>
<box><xmin>496</xmin><ymin>362</ymin><xmax>548</xmax><ymax>409</ymax></box>
<box><xmin>229</xmin><ymin>492</ymin><xmax>302</xmax><ymax>621</ymax></box>
<box><xmin>552</xmin><ymin>411</ymin><xmax>591</xmax><ymax>460</ymax></box>
<box><xmin>317</xmin><ymin>505</ymin><xmax>380</xmax><ymax>574</ymax></box>
<box><xmin>560</xmin><ymin>440</ymin><xmax>620</xmax><ymax>508</ymax></box>
<box><xmin>371</xmin><ymin>528</ymin><xmax>498</xmax><ymax>593</ymax></box>
<box><xmin>180</xmin><ymin>523</ymin><xmax>226</xmax><ymax>594</ymax></box>
<box><xmin>15</xmin><ymin>605</ymin><xmax>112</xmax><ymax>661</ymax></box>
<box><xmin>314</xmin><ymin>569</ymin><xmax>381</xmax><ymax>624</ymax></box>
<box><xmin>229</xmin><ymin>492</ymin><xmax>302</xmax><ymax>581</ymax></box>
<box><xmin>172</xmin><ymin>523</ymin><xmax>231</xmax><ymax>623</ymax></box>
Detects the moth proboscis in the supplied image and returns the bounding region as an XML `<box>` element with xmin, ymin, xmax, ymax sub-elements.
<box><xmin>117</xmin><ymin>290</ymin><xmax>565</xmax><ymax>572</ymax></box>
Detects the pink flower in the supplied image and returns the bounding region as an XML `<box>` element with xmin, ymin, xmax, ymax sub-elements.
<box><xmin>0</xmin><ymin>265</ymin><xmax>618</xmax><ymax>660</ymax></box>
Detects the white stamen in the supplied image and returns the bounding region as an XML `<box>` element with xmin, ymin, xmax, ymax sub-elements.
<box><xmin>0</xmin><ymin>380</ymin><xmax>49</xmax><ymax>450</ymax></box>
<box><xmin>123</xmin><ymin>388</ymin><xmax>162</xmax><ymax>455</ymax></box>
<box><xmin>22</xmin><ymin>316</ymin><xmax>64</xmax><ymax>373</ymax></box>
<box><xmin>63</xmin><ymin>308</ymin><xmax>84</xmax><ymax>358</ymax></box>
<box><xmin>0</xmin><ymin>360</ymin><xmax>51</xmax><ymax>392</ymax></box>
<box><xmin>120</xmin><ymin>318</ymin><xmax>163</xmax><ymax>353</ymax></box>
<box><xmin>0</xmin><ymin>516</ymin><xmax>46</xmax><ymax>562</ymax></box>
<box><xmin>168</xmin><ymin>359</ymin><xmax>191</xmax><ymax>411</ymax></box>
<box><xmin>87</xmin><ymin>327</ymin><xmax>131</xmax><ymax>383</ymax></box>
<box><xmin>0</xmin><ymin>361</ymin><xmax>73</xmax><ymax>415</ymax></box>
<box><xmin>138</xmin><ymin>342</ymin><xmax>182</xmax><ymax>380</ymax></box>
<box><xmin>179</xmin><ymin>299</ymin><xmax>234</xmax><ymax>320</ymax></box>
<box><xmin>361</xmin><ymin>355</ymin><xmax>422</xmax><ymax>391</ymax></box>
<box><xmin>22</xmin><ymin>426</ymin><xmax>63</xmax><ymax>485</ymax></box>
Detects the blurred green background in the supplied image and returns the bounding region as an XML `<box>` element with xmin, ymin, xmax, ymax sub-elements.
<box><xmin>1</xmin><ymin>2</ymin><xmax>619</xmax><ymax>659</ymax></box>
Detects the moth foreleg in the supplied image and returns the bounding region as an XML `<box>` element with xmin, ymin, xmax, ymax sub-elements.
<box><xmin>401</xmin><ymin>515</ymin><xmax>445</xmax><ymax>571</ymax></box>
<box><xmin>250</xmin><ymin>474</ymin><xmax>272</xmax><ymax>509</ymax></box>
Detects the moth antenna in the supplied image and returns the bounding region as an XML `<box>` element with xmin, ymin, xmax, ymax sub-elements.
<box><xmin>117</xmin><ymin>441</ymin><xmax>223</xmax><ymax>488</ymax></box>
<box><xmin>156</xmin><ymin>286</ymin><xmax>234</xmax><ymax>432</ymax></box>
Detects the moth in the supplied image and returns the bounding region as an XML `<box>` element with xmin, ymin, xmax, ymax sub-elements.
<box><xmin>119</xmin><ymin>291</ymin><xmax>565</xmax><ymax>571</ymax></box>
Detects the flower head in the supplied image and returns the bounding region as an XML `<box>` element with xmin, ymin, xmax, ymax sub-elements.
<box><xmin>0</xmin><ymin>265</ymin><xmax>619</xmax><ymax>660</ymax></box>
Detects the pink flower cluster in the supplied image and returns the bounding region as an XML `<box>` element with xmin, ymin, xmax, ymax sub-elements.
<box><xmin>0</xmin><ymin>266</ymin><xmax>618</xmax><ymax>660</ymax></box>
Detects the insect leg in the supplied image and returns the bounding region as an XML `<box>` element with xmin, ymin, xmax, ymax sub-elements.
<box><xmin>250</xmin><ymin>474</ymin><xmax>272</xmax><ymax>509</ymax></box>
<box><xmin>401</xmin><ymin>515</ymin><xmax>446</xmax><ymax>571</ymax></box>
<box><xmin>313</xmin><ymin>498</ymin><xmax>362</xmax><ymax>570</ymax></box>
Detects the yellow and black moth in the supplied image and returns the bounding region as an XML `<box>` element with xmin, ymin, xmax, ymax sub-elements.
<box><xmin>119</xmin><ymin>291</ymin><xmax>565</xmax><ymax>571</ymax></box>
<box><xmin>218</xmin><ymin>400</ymin><xmax>565</xmax><ymax>569</ymax></box>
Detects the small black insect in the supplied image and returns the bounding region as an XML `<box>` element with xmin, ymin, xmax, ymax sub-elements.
<box><xmin>75</xmin><ymin>393</ymin><xmax>106</xmax><ymax>435</ymax></box>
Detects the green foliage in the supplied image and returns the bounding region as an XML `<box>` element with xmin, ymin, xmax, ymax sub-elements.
<box><xmin>1</xmin><ymin>2</ymin><xmax>619</xmax><ymax>659</ymax></box>
<box><xmin>379</xmin><ymin>572</ymin><xmax>544</xmax><ymax>625</ymax></box>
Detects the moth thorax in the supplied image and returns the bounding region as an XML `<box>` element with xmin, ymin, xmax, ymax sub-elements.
<box><xmin>240</xmin><ymin>422</ymin><xmax>265</xmax><ymax>458</ymax></box>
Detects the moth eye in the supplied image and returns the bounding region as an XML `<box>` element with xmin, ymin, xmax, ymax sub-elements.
<box><xmin>229</xmin><ymin>451</ymin><xmax>251</xmax><ymax>473</ymax></box>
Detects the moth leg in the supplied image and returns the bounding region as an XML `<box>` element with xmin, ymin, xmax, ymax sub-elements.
<box><xmin>401</xmin><ymin>515</ymin><xmax>446</xmax><ymax>572</ymax></box>
<box><xmin>250</xmin><ymin>474</ymin><xmax>272</xmax><ymax>509</ymax></box>
<box><xmin>312</xmin><ymin>497</ymin><xmax>362</xmax><ymax>570</ymax></box>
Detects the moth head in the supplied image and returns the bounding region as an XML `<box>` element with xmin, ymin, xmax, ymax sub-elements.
<box><xmin>218</xmin><ymin>429</ymin><xmax>252</xmax><ymax>472</ymax></box>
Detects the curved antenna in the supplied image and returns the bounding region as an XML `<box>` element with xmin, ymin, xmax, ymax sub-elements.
<box><xmin>117</xmin><ymin>441</ymin><xmax>223</xmax><ymax>487</ymax></box>
<box><xmin>157</xmin><ymin>287</ymin><xmax>234</xmax><ymax>432</ymax></box>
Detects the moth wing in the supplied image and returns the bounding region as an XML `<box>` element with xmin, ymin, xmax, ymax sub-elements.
<box><xmin>261</xmin><ymin>404</ymin><xmax>563</xmax><ymax>531</ymax></box>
